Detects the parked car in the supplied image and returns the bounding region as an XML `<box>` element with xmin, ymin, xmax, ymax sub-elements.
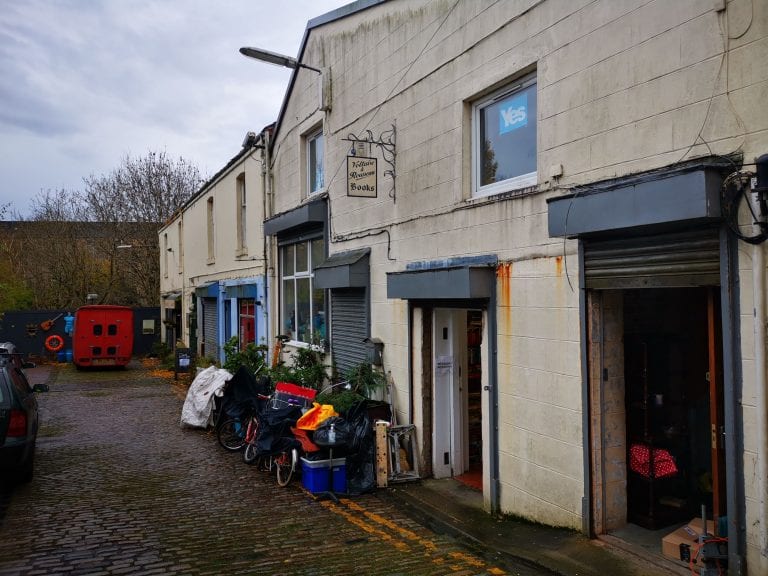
<box><xmin>0</xmin><ymin>357</ymin><xmax>47</xmax><ymax>484</ymax></box>
<box><xmin>0</xmin><ymin>341</ymin><xmax>36</xmax><ymax>371</ymax></box>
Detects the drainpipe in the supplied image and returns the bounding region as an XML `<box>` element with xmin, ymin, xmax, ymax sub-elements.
<box><xmin>488</xmin><ymin>272</ymin><xmax>500</xmax><ymax>515</ymax></box>
<box><xmin>262</xmin><ymin>129</ymin><xmax>275</xmax><ymax>352</ymax></box>
<box><xmin>754</xmin><ymin>233</ymin><xmax>768</xmax><ymax>569</ymax></box>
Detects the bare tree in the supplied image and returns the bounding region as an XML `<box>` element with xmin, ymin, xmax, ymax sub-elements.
<box><xmin>83</xmin><ymin>151</ymin><xmax>201</xmax><ymax>223</ymax></box>
<box><xmin>81</xmin><ymin>151</ymin><xmax>202</xmax><ymax>306</ymax></box>
<box><xmin>5</xmin><ymin>152</ymin><xmax>202</xmax><ymax>309</ymax></box>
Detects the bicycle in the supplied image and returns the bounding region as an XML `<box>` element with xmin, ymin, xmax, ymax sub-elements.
<box><xmin>242</xmin><ymin>382</ymin><xmax>317</xmax><ymax>486</ymax></box>
<box><xmin>217</xmin><ymin>412</ymin><xmax>249</xmax><ymax>451</ymax></box>
<box><xmin>215</xmin><ymin>366</ymin><xmax>269</xmax><ymax>452</ymax></box>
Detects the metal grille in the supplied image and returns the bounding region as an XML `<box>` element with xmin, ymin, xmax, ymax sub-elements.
<box><xmin>583</xmin><ymin>228</ymin><xmax>721</xmax><ymax>289</ymax></box>
<box><xmin>330</xmin><ymin>289</ymin><xmax>368</xmax><ymax>377</ymax></box>
<box><xmin>202</xmin><ymin>298</ymin><xmax>218</xmax><ymax>360</ymax></box>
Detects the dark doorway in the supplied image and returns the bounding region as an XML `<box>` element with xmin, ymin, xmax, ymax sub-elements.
<box><xmin>623</xmin><ymin>287</ymin><xmax>725</xmax><ymax>530</ymax></box>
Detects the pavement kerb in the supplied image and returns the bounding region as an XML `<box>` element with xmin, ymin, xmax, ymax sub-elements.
<box><xmin>380</xmin><ymin>485</ymin><xmax>560</xmax><ymax>575</ymax></box>
<box><xmin>381</xmin><ymin>480</ymin><xmax>675</xmax><ymax>576</ymax></box>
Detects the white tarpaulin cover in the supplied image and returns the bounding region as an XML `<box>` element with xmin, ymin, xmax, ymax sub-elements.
<box><xmin>180</xmin><ymin>366</ymin><xmax>233</xmax><ymax>428</ymax></box>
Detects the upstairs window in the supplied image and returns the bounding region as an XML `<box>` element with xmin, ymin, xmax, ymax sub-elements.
<box><xmin>307</xmin><ymin>129</ymin><xmax>325</xmax><ymax>195</ymax></box>
<box><xmin>236</xmin><ymin>173</ymin><xmax>247</xmax><ymax>255</ymax></box>
<box><xmin>473</xmin><ymin>74</ymin><xmax>537</xmax><ymax>197</ymax></box>
<box><xmin>163</xmin><ymin>233</ymin><xmax>169</xmax><ymax>277</ymax></box>
<box><xmin>207</xmin><ymin>197</ymin><xmax>215</xmax><ymax>263</ymax></box>
<box><xmin>177</xmin><ymin>220</ymin><xmax>183</xmax><ymax>274</ymax></box>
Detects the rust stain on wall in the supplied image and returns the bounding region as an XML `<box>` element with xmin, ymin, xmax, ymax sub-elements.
<box><xmin>555</xmin><ymin>255</ymin><xmax>563</xmax><ymax>276</ymax></box>
<box><xmin>497</xmin><ymin>263</ymin><xmax>513</xmax><ymax>334</ymax></box>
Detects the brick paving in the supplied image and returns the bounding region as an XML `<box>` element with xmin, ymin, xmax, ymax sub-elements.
<box><xmin>0</xmin><ymin>361</ymin><xmax>515</xmax><ymax>576</ymax></box>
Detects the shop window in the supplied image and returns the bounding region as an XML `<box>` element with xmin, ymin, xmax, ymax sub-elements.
<box><xmin>280</xmin><ymin>238</ymin><xmax>326</xmax><ymax>344</ymax></box>
<box><xmin>472</xmin><ymin>73</ymin><xmax>537</xmax><ymax>197</ymax></box>
<box><xmin>307</xmin><ymin>129</ymin><xmax>325</xmax><ymax>196</ymax></box>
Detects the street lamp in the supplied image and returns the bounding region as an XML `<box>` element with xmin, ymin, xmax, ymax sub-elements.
<box><xmin>239</xmin><ymin>46</ymin><xmax>321</xmax><ymax>74</ymax></box>
<box><xmin>239</xmin><ymin>46</ymin><xmax>331</xmax><ymax>112</ymax></box>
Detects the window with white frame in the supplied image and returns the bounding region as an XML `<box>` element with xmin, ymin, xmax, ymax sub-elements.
<box><xmin>177</xmin><ymin>220</ymin><xmax>183</xmax><ymax>274</ymax></box>
<box><xmin>473</xmin><ymin>73</ymin><xmax>537</xmax><ymax>197</ymax></box>
<box><xmin>280</xmin><ymin>237</ymin><xmax>326</xmax><ymax>344</ymax></box>
<box><xmin>236</xmin><ymin>173</ymin><xmax>247</xmax><ymax>254</ymax></box>
<box><xmin>206</xmin><ymin>197</ymin><xmax>215</xmax><ymax>262</ymax></box>
<box><xmin>307</xmin><ymin>129</ymin><xmax>325</xmax><ymax>195</ymax></box>
<box><xmin>163</xmin><ymin>233</ymin><xmax>169</xmax><ymax>277</ymax></box>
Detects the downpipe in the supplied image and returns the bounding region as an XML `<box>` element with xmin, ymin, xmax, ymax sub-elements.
<box><xmin>755</xmin><ymin>236</ymin><xmax>768</xmax><ymax>566</ymax></box>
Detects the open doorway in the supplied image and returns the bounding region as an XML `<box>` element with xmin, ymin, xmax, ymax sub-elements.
<box><xmin>589</xmin><ymin>287</ymin><xmax>726</xmax><ymax>549</ymax></box>
<box><xmin>432</xmin><ymin>308</ymin><xmax>484</xmax><ymax>490</ymax></box>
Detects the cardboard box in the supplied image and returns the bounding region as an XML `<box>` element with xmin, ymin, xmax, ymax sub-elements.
<box><xmin>661</xmin><ymin>517</ymin><xmax>716</xmax><ymax>563</ymax></box>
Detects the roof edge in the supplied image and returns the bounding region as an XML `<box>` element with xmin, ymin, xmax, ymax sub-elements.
<box><xmin>271</xmin><ymin>0</ymin><xmax>388</xmax><ymax>149</ymax></box>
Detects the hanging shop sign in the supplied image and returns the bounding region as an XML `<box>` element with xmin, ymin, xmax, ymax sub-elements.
<box><xmin>347</xmin><ymin>156</ymin><xmax>377</xmax><ymax>198</ymax></box>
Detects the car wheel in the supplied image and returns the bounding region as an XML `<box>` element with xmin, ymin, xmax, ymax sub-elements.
<box><xmin>16</xmin><ymin>446</ymin><xmax>35</xmax><ymax>484</ymax></box>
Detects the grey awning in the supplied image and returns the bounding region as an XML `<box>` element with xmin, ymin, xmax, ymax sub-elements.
<box><xmin>264</xmin><ymin>198</ymin><xmax>326</xmax><ymax>236</ymax></box>
<box><xmin>547</xmin><ymin>167</ymin><xmax>724</xmax><ymax>238</ymax></box>
<box><xmin>162</xmin><ymin>292</ymin><xmax>181</xmax><ymax>301</ymax></box>
<box><xmin>387</xmin><ymin>266</ymin><xmax>494</xmax><ymax>300</ymax></box>
<box><xmin>314</xmin><ymin>248</ymin><xmax>370</xmax><ymax>289</ymax></box>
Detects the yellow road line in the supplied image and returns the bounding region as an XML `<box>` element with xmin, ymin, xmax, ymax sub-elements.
<box><xmin>319</xmin><ymin>498</ymin><xmax>506</xmax><ymax>575</ymax></box>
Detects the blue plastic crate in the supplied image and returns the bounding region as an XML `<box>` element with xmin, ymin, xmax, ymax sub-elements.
<box><xmin>301</xmin><ymin>457</ymin><xmax>346</xmax><ymax>493</ymax></box>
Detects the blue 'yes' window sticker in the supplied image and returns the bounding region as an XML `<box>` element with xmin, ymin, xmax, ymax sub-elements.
<box><xmin>498</xmin><ymin>93</ymin><xmax>528</xmax><ymax>135</ymax></box>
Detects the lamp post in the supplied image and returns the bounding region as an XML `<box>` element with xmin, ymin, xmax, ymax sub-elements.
<box><xmin>239</xmin><ymin>46</ymin><xmax>330</xmax><ymax>112</ymax></box>
<box><xmin>239</xmin><ymin>46</ymin><xmax>321</xmax><ymax>74</ymax></box>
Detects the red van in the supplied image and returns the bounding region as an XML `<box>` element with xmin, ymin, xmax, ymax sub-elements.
<box><xmin>72</xmin><ymin>305</ymin><xmax>134</xmax><ymax>368</ymax></box>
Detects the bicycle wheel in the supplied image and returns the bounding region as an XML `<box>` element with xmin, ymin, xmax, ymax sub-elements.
<box><xmin>217</xmin><ymin>418</ymin><xmax>246</xmax><ymax>451</ymax></box>
<box><xmin>275</xmin><ymin>447</ymin><xmax>297</xmax><ymax>487</ymax></box>
<box><xmin>243</xmin><ymin>441</ymin><xmax>260</xmax><ymax>464</ymax></box>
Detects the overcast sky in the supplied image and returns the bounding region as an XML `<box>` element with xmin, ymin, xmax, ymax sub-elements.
<box><xmin>0</xmin><ymin>0</ymin><xmax>350</xmax><ymax>217</ymax></box>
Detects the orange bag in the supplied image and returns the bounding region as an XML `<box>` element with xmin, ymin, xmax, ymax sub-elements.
<box><xmin>296</xmin><ymin>402</ymin><xmax>338</xmax><ymax>430</ymax></box>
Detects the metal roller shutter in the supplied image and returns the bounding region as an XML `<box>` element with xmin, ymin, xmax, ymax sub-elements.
<box><xmin>202</xmin><ymin>298</ymin><xmax>218</xmax><ymax>359</ymax></box>
<box><xmin>583</xmin><ymin>228</ymin><xmax>721</xmax><ymax>289</ymax></box>
<box><xmin>331</xmin><ymin>289</ymin><xmax>368</xmax><ymax>377</ymax></box>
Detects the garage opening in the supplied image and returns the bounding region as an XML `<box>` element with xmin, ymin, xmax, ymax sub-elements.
<box><xmin>588</xmin><ymin>287</ymin><xmax>726</xmax><ymax>554</ymax></box>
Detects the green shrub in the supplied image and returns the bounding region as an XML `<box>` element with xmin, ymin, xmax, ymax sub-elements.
<box><xmin>315</xmin><ymin>389</ymin><xmax>365</xmax><ymax>416</ymax></box>
<box><xmin>223</xmin><ymin>336</ymin><xmax>268</xmax><ymax>375</ymax></box>
<box><xmin>344</xmin><ymin>362</ymin><xmax>387</xmax><ymax>398</ymax></box>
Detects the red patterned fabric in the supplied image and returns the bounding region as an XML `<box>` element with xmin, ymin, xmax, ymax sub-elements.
<box><xmin>629</xmin><ymin>443</ymin><xmax>678</xmax><ymax>479</ymax></box>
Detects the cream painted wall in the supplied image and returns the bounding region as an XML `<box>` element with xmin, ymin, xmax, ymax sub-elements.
<box><xmin>269</xmin><ymin>0</ymin><xmax>768</xmax><ymax>542</ymax></box>
<box><xmin>159</xmin><ymin>149</ymin><xmax>267</xmax><ymax>347</ymax></box>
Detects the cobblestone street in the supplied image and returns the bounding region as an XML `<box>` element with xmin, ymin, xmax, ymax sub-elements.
<box><xmin>0</xmin><ymin>361</ymin><xmax>516</xmax><ymax>576</ymax></box>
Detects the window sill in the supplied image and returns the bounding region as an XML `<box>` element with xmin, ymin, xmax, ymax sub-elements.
<box><xmin>469</xmin><ymin>182</ymin><xmax>541</xmax><ymax>204</ymax></box>
<box><xmin>284</xmin><ymin>340</ymin><xmax>324</xmax><ymax>353</ymax></box>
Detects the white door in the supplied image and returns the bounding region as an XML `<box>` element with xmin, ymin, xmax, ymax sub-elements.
<box><xmin>433</xmin><ymin>309</ymin><xmax>467</xmax><ymax>478</ymax></box>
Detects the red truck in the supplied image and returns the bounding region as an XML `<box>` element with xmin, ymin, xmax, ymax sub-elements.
<box><xmin>72</xmin><ymin>305</ymin><xmax>134</xmax><ymax>368</ymax></box>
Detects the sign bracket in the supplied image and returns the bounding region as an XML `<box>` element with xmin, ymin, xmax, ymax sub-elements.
<box><xmin>343</xmin><ymin>124</ymin><xmax>396</xmax><ymax>202</ymax></box>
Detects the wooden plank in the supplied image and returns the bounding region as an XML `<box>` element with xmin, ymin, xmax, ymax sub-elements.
<box><xmin>375</xmin><ymin>421</ymin><xmax>389</xmax><ymax>488</ymax></box>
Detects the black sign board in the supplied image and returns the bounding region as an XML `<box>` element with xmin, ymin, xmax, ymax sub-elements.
<box><xmin>175</xmin><ymin>348</ymin><xmax>194</xmax><ymax>380</ymax></box>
